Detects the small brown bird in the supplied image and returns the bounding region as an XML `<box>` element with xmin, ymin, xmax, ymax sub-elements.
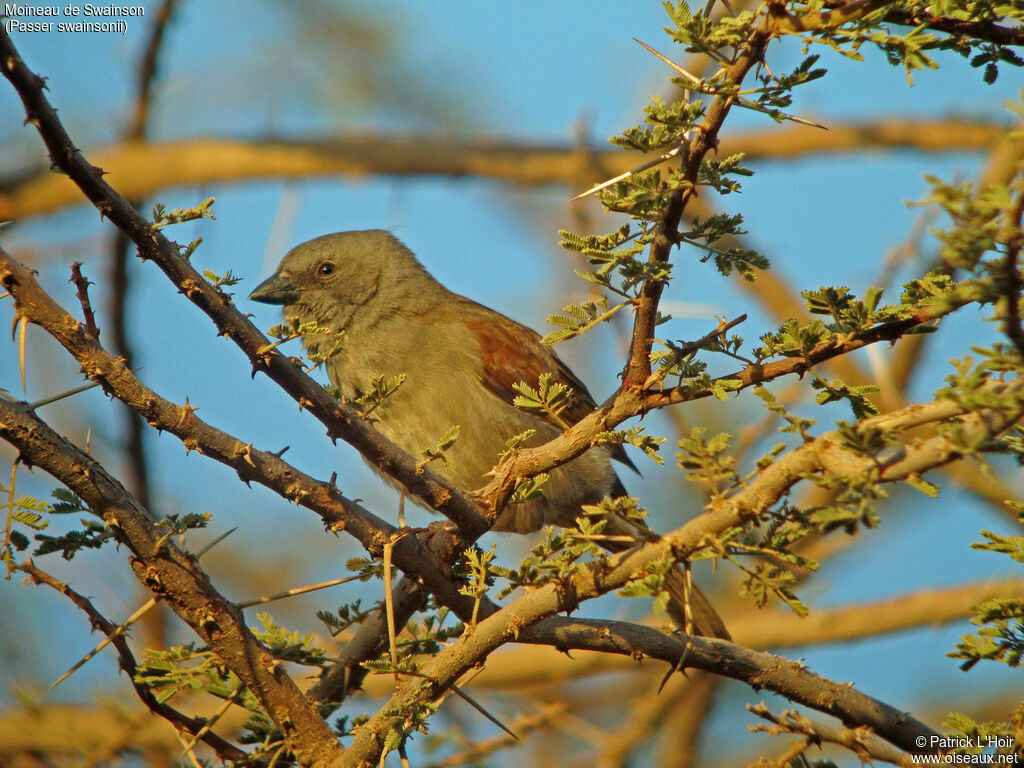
<box><xmin>251</xmin><ymin>229</ymin><xmax>728</xmax><ymax>638</ymax></box>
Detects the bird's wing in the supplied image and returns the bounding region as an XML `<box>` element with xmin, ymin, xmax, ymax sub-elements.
<box><xmin>449</xmin><ymin>298</ymin><xmax>639</xmax><ymax>474</ymax></box>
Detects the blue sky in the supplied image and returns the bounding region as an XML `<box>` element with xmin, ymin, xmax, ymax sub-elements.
<box><xmin>1</xmin><ymin>0</ymin><xmax>1022</xmax><ymax>761</ymax></box>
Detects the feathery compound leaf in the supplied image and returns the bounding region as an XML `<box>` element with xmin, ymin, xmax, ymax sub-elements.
<box><xmin>513</xmin><ymin>374</ymin><xmax>572</xmax><ymax>428</ymax></box>
<box><xmin>497</xmin><ymin>429</ymin><xmax>538</xmax><ymax>464</ymax></box>
<box><xmin>594</xmin><ymin>427</ymin><xmax>666</xmax><ymax>464</ymax></box>
<box><xmin>542</xmin><ymin>297</ymin><xmax>629</xmax><ymax>345</ymax></box>
<box><xmin>353</xmin><ymin>374</ymin><xmax>406</xmax><ymax>413</ymax></box>
<box><xmin>810</xmin><ymin>377</ymin><xmax>880</xmax><ymax>419</ymax></box>
<box><xmin>510</xmin><ymin>473</ymin><xmax>550</xmax><ymax>504</ymax></box>
<box><xmin>421</xmin><ymin>425</ymin><xmax>461</xmax><ymax>469</ymax></box>
<box><xmin>51</xmin><ymin>488</ymin><xmax>86</xmax><ymax>514</ymax></box>
<box><xmin>151</xmin><ymin>197</ymin><xmax>216</xmax><ymax>230</ymax></box>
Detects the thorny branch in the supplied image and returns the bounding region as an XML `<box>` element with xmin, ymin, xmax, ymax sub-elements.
<box><xmin>2</xmin><ymin>2</ymin><xmax>1023</xmax><ymax>764</ymax></box>
<box><xmin>0</xmin><ymin>399</ymin><xmax>343</xmax><ymax>767</ymax></box>
<box><xmin>15</xmin><ymin>559</ymin><xmax>247</xmax><ymax>763</ymax></box>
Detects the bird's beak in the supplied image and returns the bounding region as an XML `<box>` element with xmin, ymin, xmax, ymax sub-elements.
<box><xmin>249</xmin><ymin>272</ymin><xmax>299</xmax><ymax>305</ymax></box>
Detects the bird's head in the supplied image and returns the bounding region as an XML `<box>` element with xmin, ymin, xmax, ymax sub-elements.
<box><xmin>250</xmin><ymin>229</ymin><xmax>438</xmax><ymax>332</ymax></box>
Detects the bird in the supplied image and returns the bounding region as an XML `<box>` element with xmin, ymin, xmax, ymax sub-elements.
<box><xmin>250</xmin><ymin>229</ymin><xmax>728</xmax><ymax>638</ymax></box>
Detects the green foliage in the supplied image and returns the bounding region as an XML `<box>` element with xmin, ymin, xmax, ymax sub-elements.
<box><xmin>32</xmin><ymin>522</ymin><xmax>110</xmax><ymax>560</ymax></box>
<box><xmin>754</xmin><ymin>385</ymin><xmax>817</xmax><ymax>440</ymax></box>
<box><xmin>617</xmin><ymin>553</ymin><xmax>674</xmax><ymax>614</ymax></box>
<box><xmin>543</xmin><ymin>296</ymin><xmax>630</xmax><ymax>345</ymax></box>
<box><xmin>154</xmin><ymin>512</ymin><xmax>211</xmax><ymax>537</ymax></box>
<box><xmin>922</xmin><ymin>177</ymin><xmax>1017</xmax><ymax>270</ymax></box>
<box><xmin>493</xmin><ymin>525</ymin><xmax>603</xmax><ymax>599</ymax></box>
<box><xmin>137</xmin><ymin>643</ymin><xmax>275</xmax><ymax>748</ymax></box>
<box><xmin>345</xmin><ymin>556</ymin><xmax>389</xmax><ymax>582</ymax></box>
<box><xmin>594</xmin><ymin>426</ymin><xmax>667</xmax><ymax>464</ymax></box>
<box><xmin>396</xmin><ymin>609</ymin><xmax>461</xmax><ymax>658</ymax></box>
<box><xmin>609</xmin><ymin>94</ymin><xmax>705</xmax><ymax>153</ymax></box>
<box><xmin>774</xmin><ymin>0</ymin><xmax>1024</xmax><ymax>84</ymax></box>
<box><xmin>50</xmin><ymin>488</ymin><xmax>87</xmax><ymax>514</ymax></box>
<box><xmin>512</xmin><ymin>373</ymin><xmax>572</xmax><ymax>429</ymax></box>
<box><xmin>677</xmin><ymin>428</ymin><xmax>739</xmax><ymax>498</ymax></box>
<box><xmin>585</xmin><ymin>494</ymin><xmax>649</xmax><ymax>522</ymax></box>
<box><xmin>263</xmin><ymin>316</ymin><xmax>346</xmax><ymax>372</ymax></box>
<box><xmin>151</xmin><ymin>197</ymin><xmax>216</xmax><ymax>230</ymax></box>
<box><xmin>755</xmin><ymin>317</ymin><xmax>834</xmax><ymax>361</ymax></box>
<box><xmin>420</xmin><ymin>425</ymin><xmax>461</xmax><ymax>470</ymax></box>
<box><xmin>376</xmin><ymin>692</ymin><xmax>440</xmax><ymax>752</ymax></box>
<box><xmin>352</xmin><ymin>373</ymin><xmax>406</xmax><ymax>415</ymax></box>
<box><xmin>950</xmin><ymin>530</ymin><xmax>1024</xmax><ymax>671</ymax></box>
<box><xmin>135</xmin><ymin>644</ymin><xmax>224</xmax><ymax>703</ymax></box>
<box><xmin>809</xmin><ymin>376</ymin><xmax>880</xmax><ymax>419</ymax></box>
<box><xmin>317</xmin><ymin>599</ymin><xmax>372</xmax><ymax>636</ymax></box>
<box><xmin>252</xmin><ymin>612</ymin><xmax>326</xmax><ymax>666</ymax></box>
<box><xmin>0</xmin><ymin>487</ymin><xmax>114</xmax><ymax>563</ymax></box>
<box><xmin>805</xmin><ymin>473</ymin><xmax>887</xmax><ymax>534</ymax></box>
<box><xmin>681</xmin><ymin>210</ymin><xmax>768</xmax><ymax>280</ymax></box>
<box><xmin>942</xmin><ymin>712</ymin><xmax>1021</xmax><ymax>760</ymax></box>
<box><xmin>496</xmin><ymin>428</ymin><xmax>537</xmax><ymax>465</ymax></box>
<box><xmin>2</xmin><ymin>487</ymin><xmax>52</xmax><ymax>576</ymax></box>
<box><xmin>458</xmin><ymin>545</ymin><xmax>497</xmax><ymax>629</ymax></box>
<box><xmin>558</xmin><ymin>224</ymin><xmax>654</xmax><ymax>296</ymax></box>
<box><xmin>509</xmin><ymin>472</ymin><xmax>550</xmax><ymax>504</ymax></box>
<box><xmin>177</xmin><ymin>237</ymin><xmax>203</xmax><ymax>261</ymax></box>
<box><xmin>736</xmin><ymin>561</ymin><xmax>808</xmax><ymax>616</ymax></box>
<box><xmin>201</xmin><ymin>268</ymin><xmax>242</xmax><ymax>288</ymax></box>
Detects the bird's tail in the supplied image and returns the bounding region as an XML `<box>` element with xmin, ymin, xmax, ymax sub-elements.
<box><xmin>664</xmin><ymin>564</ymin><xmax>731</xmax><ymax>640</ymax></box>
<box><xmin>599</xmin><ymin>478</ymin><xmax>730</xmax><ymax>639</ymax></box>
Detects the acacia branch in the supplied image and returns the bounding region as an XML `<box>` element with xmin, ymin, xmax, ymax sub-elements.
<box><xmin>346</xmin><ymin>611</ymin><xmax>939</xmax><ymax>765</ymax></box>
<box><xmin>622</xmin><ymin>22</ymin><xmax>770</xmax><ymax>388</ymax></box>
<box><xmin>1001</xmin><ymin>187</ymin><xmax>1024</xmax><ymax>358</ymax></box>
<box><xmin>419</xmin><ymin>577</ymin><xmax>1024</xmax><ymax>693</ymax></box>
<box><xmin>15</xmin><ymin>559</ymin><xmax>247</xmax><ymax>763</ymax></box>
<box><xmin>0</xmin><ymin>400</ymin><xmax>342</xmax><ymax>767</ymax></box>
<box><xmin>348</xmin><ymin>379</ymin><xmax>1022</xmax><ymax>762</ymax></box>
<box><xmin>0</xmin><ymin>119</ymin><xmax>1006</xmax><ymax>221</ymax></box>
<box><xmin>480</xmin><ymin>289</ymin><xmax>974</xmax><ymax>511</ymax></box>
<box><xmin>748</xmin><ymin>704</ymin><xmax>912</xmax><ymax>767</ymax></box>
<box><xmin>879</xmin><ymin>7</ymin><xmax>1023</xmax><ymax>48</ymax></box>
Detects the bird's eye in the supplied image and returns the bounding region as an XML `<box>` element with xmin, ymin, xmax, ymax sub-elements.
<box><xmin>316</xmin><ymin>261</ymin><xmax>336</xmax><ymax>278</ymax></box>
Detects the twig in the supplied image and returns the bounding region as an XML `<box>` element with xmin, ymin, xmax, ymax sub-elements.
<box><xmin>447</xmin><ymin>683</ymin><xmax>518</xmax><ymax>739</ymax></box>
<box><xmin>1000</xmin><ymin>186</ymin><xmax>1024</xmax><ymax>359</ymax></box>
<box><xmin>50</xmin><ymin>523</ymin><xmax>235</xmax><ymax>690</ymax></box>
<box><xmin>176</xmin><ymin>683</ymin><xmax>247</xmax><ymax>762</ymax></box>
<box><xmin>747</xmin><ymin>703</ymin><xmax>912</xmax><ymax>766</ymax></box>
<box><xmin>620</xmin><ymin>21</ymin><xmax>771</xmax><ymax>392</ymax></box>
<box><xmin>69</xmin><ymin>262</ymin><xmax>99</xmax><ymax>338</ymax></box>
<box><xmin>632</xmin><ymin>38</ymin><xmax>828</xmax><ymax>129</ymax></box>
<box><xmin>747</xmin><ymin>738</ymin><xmax>810</xmax><ymax>768</ymax></box>
<box><xmin>16</xmin><ymin>312</ymin><xmax>27</xmax><ymax>392</ymax></box>
<box><xmin>15</xmin><ymin>560</ymin><xmax>248</xmax><ymax>762</ymax></box>
<box><xmin>49</xmin><ymin>597</ymin><xmax>158</xmax><ymax>691</ymax></box>
<box><xmin>877</xmin><ymin>6</ymin><xmax>1024</xmax><ymax>47</ymax></box>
